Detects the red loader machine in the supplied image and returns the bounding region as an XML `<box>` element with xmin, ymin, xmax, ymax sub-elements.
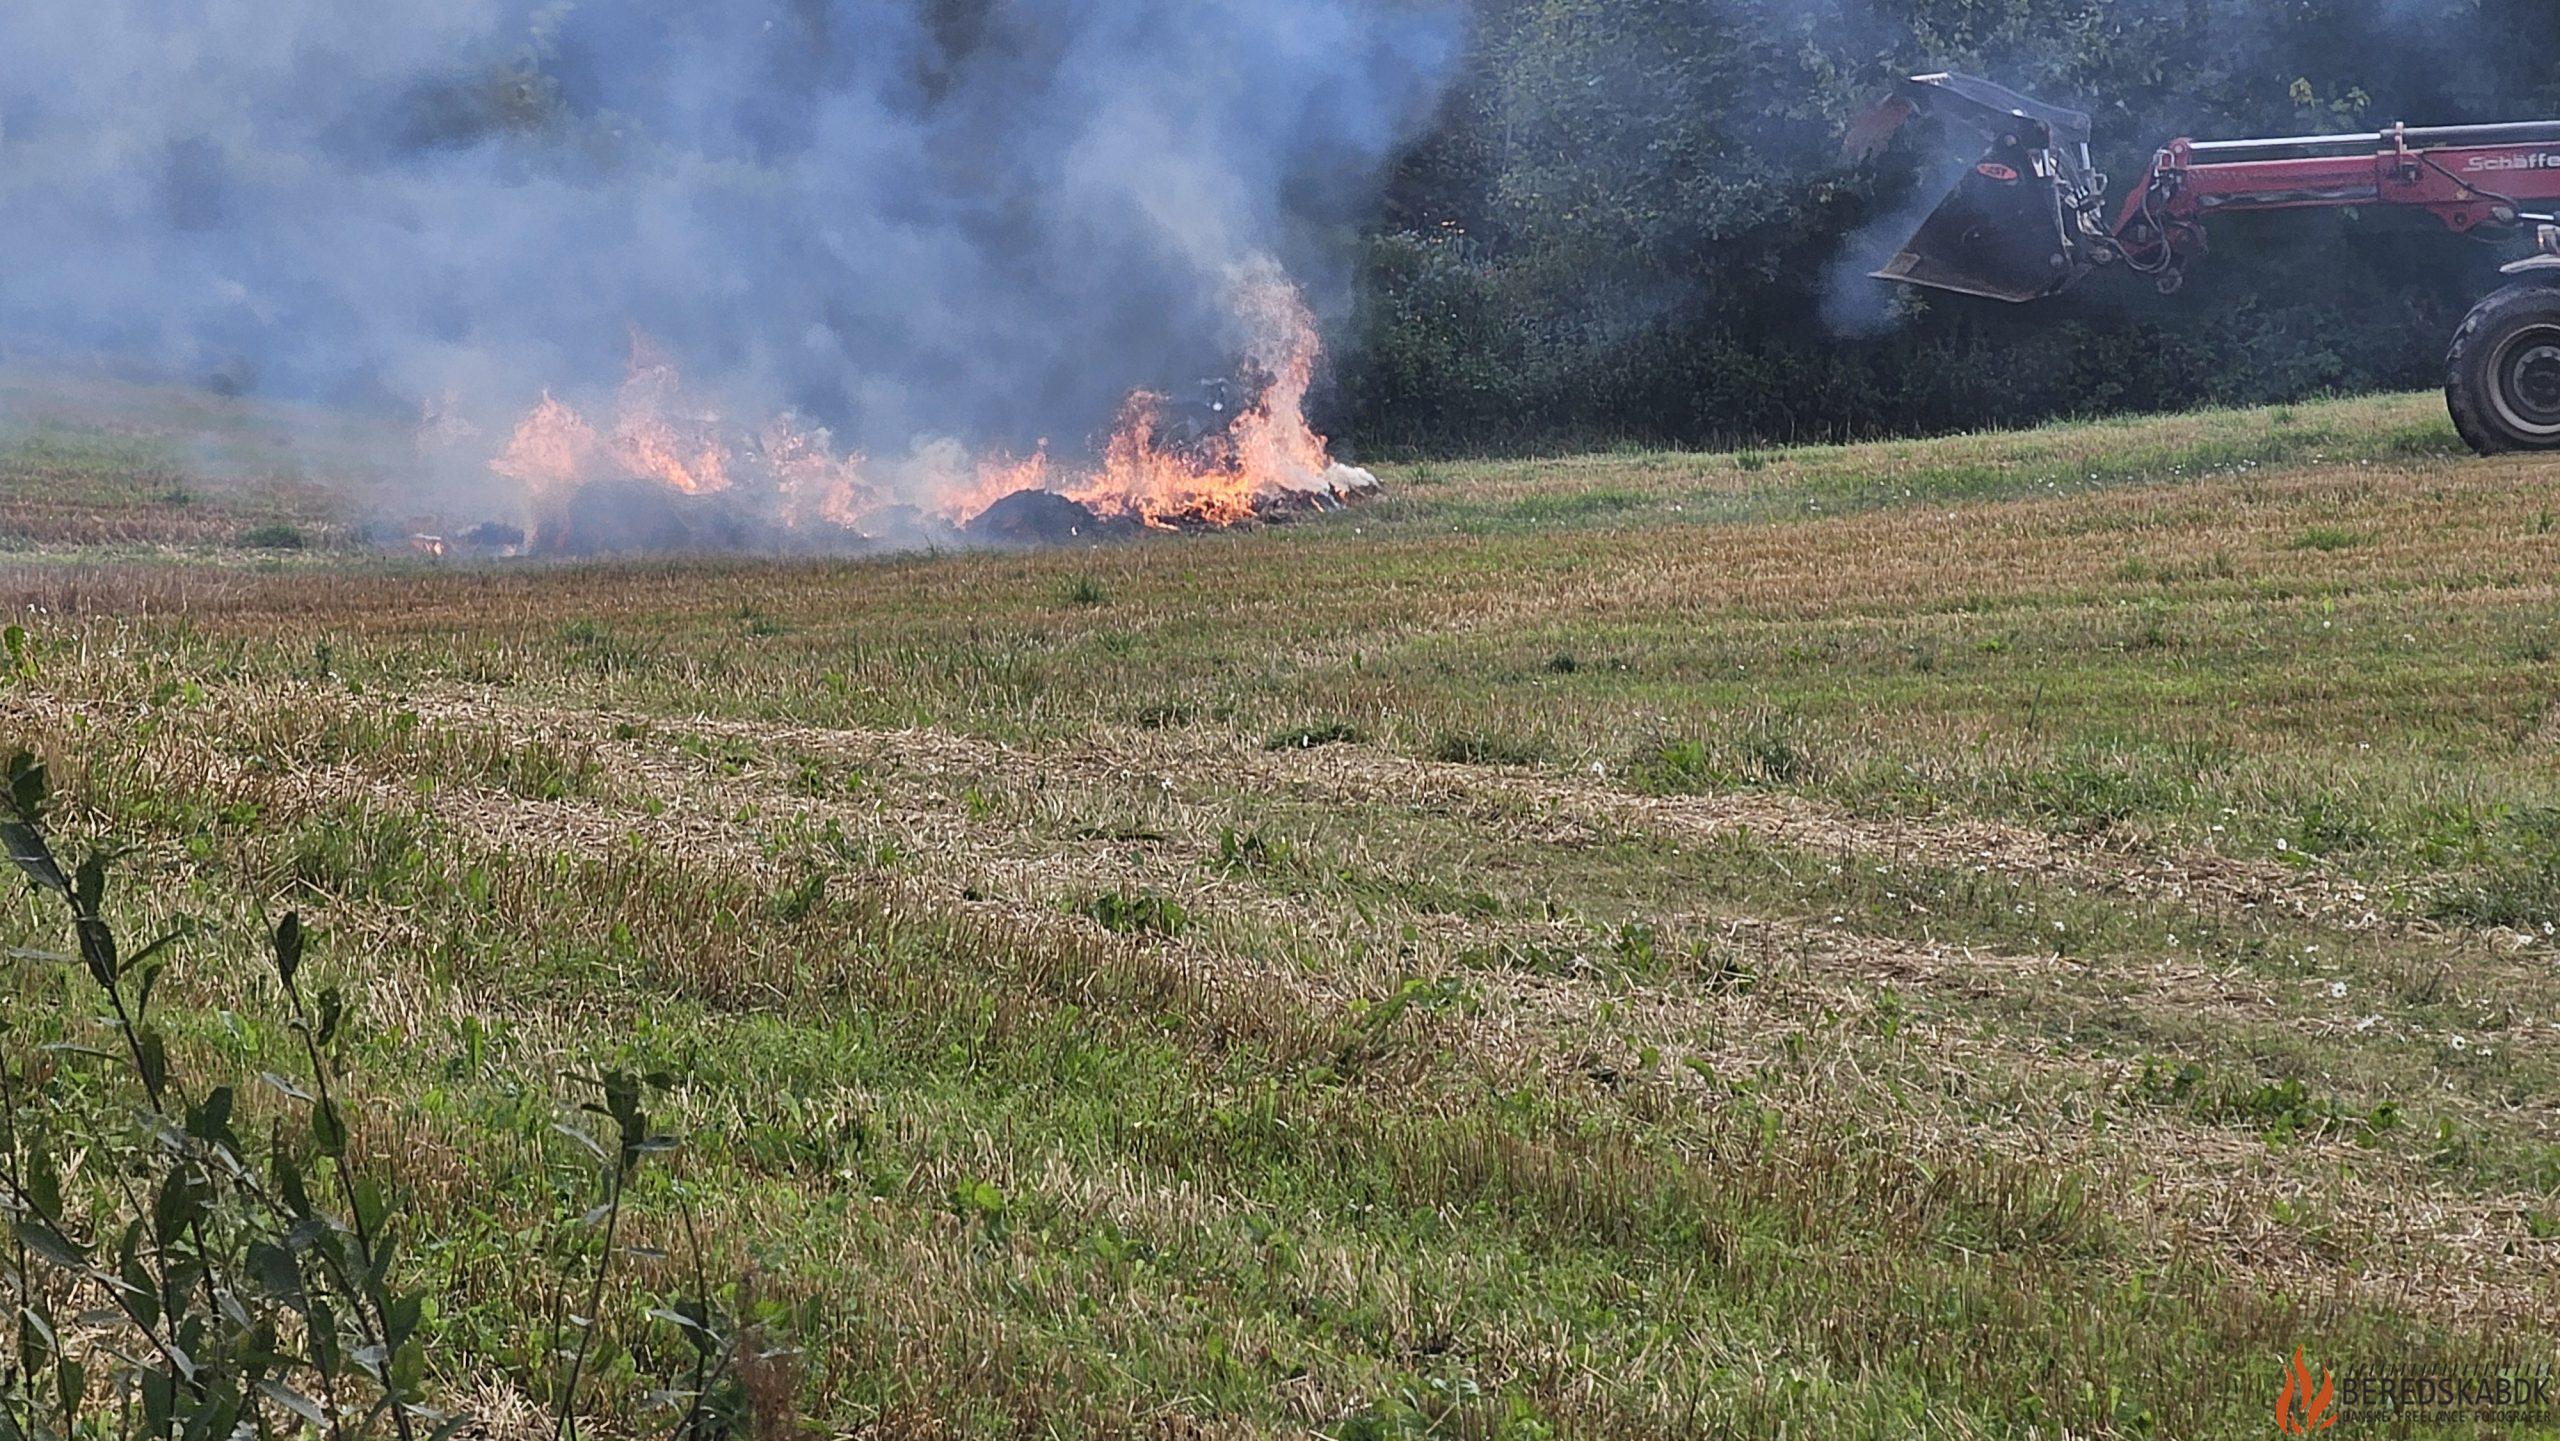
<box><xmin>1849</xmin><ymin>73</ymin><xmax>2560</xmax><ymax>453</ymax></box>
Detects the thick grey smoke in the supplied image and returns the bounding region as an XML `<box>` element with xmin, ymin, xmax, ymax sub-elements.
<box><xmin>0</xmin><ymin>0</ymin><xmax>1460</xmax><ymax>509</ymax></box>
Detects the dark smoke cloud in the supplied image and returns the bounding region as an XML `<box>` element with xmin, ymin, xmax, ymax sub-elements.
<box><xmin>0</xmin><ymin>0</ymin><xmax>1460</xmax><ymax>484</ymax></box>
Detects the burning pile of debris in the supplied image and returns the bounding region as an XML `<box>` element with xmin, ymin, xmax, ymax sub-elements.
<box><xmin>457</xmin><ymin>267</ymin><xmax>1377</xmax><ymax>557</ymax></box>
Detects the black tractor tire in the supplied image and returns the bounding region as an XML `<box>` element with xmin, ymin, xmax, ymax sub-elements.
<box><xmin>2447</xmin><ymin>279</ymin><xmax>2560</xmax><ymax>454</ymax></box>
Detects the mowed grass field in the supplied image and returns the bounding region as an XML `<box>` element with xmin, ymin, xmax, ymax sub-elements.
<box><xmin>0</xmin><ymin>380</ymin><xmax>2555</xmax><ymax>1437</ymax></box>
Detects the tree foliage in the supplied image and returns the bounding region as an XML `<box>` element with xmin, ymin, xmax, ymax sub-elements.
<box><xmin>1344</xmin><ymin>0</ymin><xmax>2560</xmax><ymax>452</ymax></box>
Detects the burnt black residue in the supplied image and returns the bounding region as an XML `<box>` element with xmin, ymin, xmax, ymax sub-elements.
<box><xmin>960</xmin><ymin>490</ymin><xmax>1137</xmax><ymax>547</ymax></box>
<box><xmin>532</xmin><ymin>480</ymin><xmax>797</xmax><ymax>558</ymax></box>
<box><xmin>505</xmin><ymin>482</ymin><xmax>1197</xmax><ymax>558</ymax></box>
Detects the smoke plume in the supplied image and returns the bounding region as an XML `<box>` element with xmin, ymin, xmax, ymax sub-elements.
<box><xmin>0</xmin><ymin>0</ymin><xmax>1461</xmax><ymax>534</ymax></box>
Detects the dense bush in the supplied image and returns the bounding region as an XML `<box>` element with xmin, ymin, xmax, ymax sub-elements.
<box><xmin>1339</xmin><ymin>0</ymin><xmax>2560</xmax><ymax>454</ymax></box>
<box><xmin>0</xmin><ymin>753</ymin><xmax>759</xmax><ymax>1437</ymax></box>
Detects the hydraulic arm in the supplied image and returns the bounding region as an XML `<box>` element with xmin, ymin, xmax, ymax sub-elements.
<box><xmin>1851</xmin><ymin>74</ymin><xmax>2560</xmax><ymax>451</ymax></box>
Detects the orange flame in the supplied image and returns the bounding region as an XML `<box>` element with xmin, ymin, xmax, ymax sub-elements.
<box><xmin>1066</xmin><ymin>393</ymin><xmax>1260</xmax><ymax>530</ymax></box>
<box><xmin>610</xmin><ymin>340</ymin><xmax>731</xmax><ymax>495</ymax></box>
<box><xmin>759</xmin><ymin>414</ymin><xmax>870</xmax><ymax>531</ymax></box>
<box><xmin>943</xmin><ymin>445</ymin><xmax>1053</xmax><ymax>527</ymax></box>
<box><xmin>486</xmin><ymin>264</ymin><xmax>1373</xmax><ymax>542</ymax></box>
<box><xmin>2276</xmin><ymin>1349</ymin><xmax>2337</xmax><ymax>1435</ymax></box>
<box><xmin>1065</xmin><ymin>261</ymin><xmax>1353</xmax><ymax>529</ymax></box>
<box><xmin>490</xmin><ymin>392</ymin><xmax>599</xmax><ymax>491</ymax></box>
<box><xmin>1226</xmin><ymin>261</ymin><xmax>1339</xmax><ymax>492</ymax></box>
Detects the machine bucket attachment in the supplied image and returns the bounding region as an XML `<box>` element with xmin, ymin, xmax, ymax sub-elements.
<box><xmin>1873</xmin><ymin>128</ymin><xmax>2082</xmax><ymax>301</ymax></box>
<box><xmin>1847</xmin><ymin>74</ymin><xmax>2099</xmax><ymax>303</ymax></box>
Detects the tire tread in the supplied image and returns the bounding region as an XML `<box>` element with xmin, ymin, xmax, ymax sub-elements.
<box><xmin>2447</xmin><ymin>279</ymin><xmax>2560</xmax><ymax>455</ymax></box>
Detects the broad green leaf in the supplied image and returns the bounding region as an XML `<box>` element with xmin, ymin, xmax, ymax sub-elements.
<box><xmin>258</xmin><ymin>1378</ymin><xmax>328</xmax><ymax>1426</ymax></box>
<box><xmin>52</xmin><ymin>1358</ymin><xmax>82</xmax><ymax>1424</ymax></box>
<box><xmin>385</xmin><ymin>1292</ymin><xmax>423</xmax><ymax>1347</ymax></box>
<box><xmin>187</xmin><ymin>1085</ymin><xmax>234</xmax><ymax>1142</ymax></box>
<box><xmin>4</xmin><ymin>753</ymin><xmax>47</xmax><ymax>825</ymax></box>
<box><xmin>127</xmin><ymin>922</ymin><xmax>190</xmax><ymax>970</ymax></box>
<box><xmin>25</xmin><ymin>1147</ymin><xmax>60</xmax><ymax>1220</ymax></box>
<box><xmin>140</xmin><ymin>1365</ymin><xmax>175</xmax><ymax>1434</ymax></box>
<box><xmin>72</xmin><ymin>916</ymin><xmax>114</xmax><ymax>988</ymax></box>
<box><xmin>273</xmin><ymin>1144</ymin><xmax>316</xmax><ymax>1218</ymax></box>
<box><xmin>11</xmin><ymin>1220</ymin><xmax>85</xmax><ymax>1273</ymax></box>
<box><xmin>310</xmin><ymin>1098</ymin><xmax>346</xmax><ymax>1157</ymax></box>
<box><xmin>257</xmin><ymin>1070</ymin><xmax>315</xmax><ymax>1103</ymax></box>
<box><xmin>274</xmin><ymin>911</ymin><xmax>303</xmax><ymax>989</ymax></box>
<box><xmin>134</xmin><ymin>1027</ymin><xmax>168</xmax><ymax>1099</ymax></box>
<box><xmin>151</xmin><ymin>1167</ymin><xmax>196</xmax><ymax>1247</ymax></box>
<box><xmin>353</xmin><ymin>1178</ymin><xmax>388</xmax><ymax>1237</ymax></box>
<box><xmin>246</xmin><ymin>1241</ymin><xmax>305</xmax><ymax>1312</ymax></box>
<box><xmin>552</xmin><ymin>1123</ymin><xmax>607</xmax><ymax>1164</ymax></box>
<box><xmin>0</xmin><ymin>822</ymin><xmax>63</xmax><ymax>897</ymax></box>
<box><xmin>390</xmin><ymin>1337</ymin><xmax>425</xmax><ymax>1395</ymax></box>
